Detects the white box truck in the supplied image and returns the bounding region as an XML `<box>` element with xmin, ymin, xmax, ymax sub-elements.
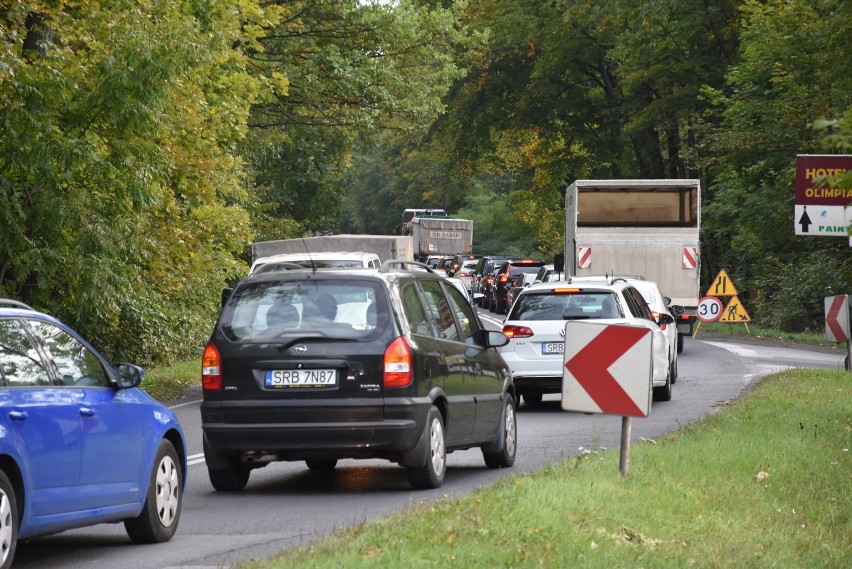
<box><xmin>564</xmin><ymin>179</ymin><xmax>700</xmax><ymax>352</ymax></box>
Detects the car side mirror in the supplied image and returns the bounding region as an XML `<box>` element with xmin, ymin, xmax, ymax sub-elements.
<box><xmin>658</xmin><ymin>313</ymin><xmax>675</xmax><ymax>326</ymax></box>
<box><xmin>669</xmin><ymin>304</ymin><xmax>685</xmax><ymax>316</ymax></box>
<box><xmin>116</xmin><ymin>363</ymin><xmax>144</xmax><ymax>389</ymax></box>
<box><xmin>482</xmin><ymin>329</ymin><xmax>510</xmax><ymax>348</ymax></box>
<box><xmin>553</xmin><ymin>251</ymin><xmax>565</xmax><ymax>273</ymax></box>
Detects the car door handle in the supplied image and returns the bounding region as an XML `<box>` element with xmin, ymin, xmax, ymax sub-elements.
<box><xmin>79</xmin><ymin>407</ymin><xmax>96</xmax><ymax>417</ymax></box>
<box><xmin>8</xmin><ymin>410</ymin><xmax>28</xmax><ymax>421</ymax></box>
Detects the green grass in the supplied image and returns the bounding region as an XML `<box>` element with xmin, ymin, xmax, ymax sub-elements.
<box><xmin>140</xmin><ymin>359</ymin><xmax>198</xmax><ymax>401</ymax></box>
<box><xmin>697</xmin><ymin>320</ymin><xmax>839</xmax><ymax>348</ymax></box>
<box><xmin>237</xmin><ymin>369</ymin><xmax>851</xmax><ymax>568</ymax></box>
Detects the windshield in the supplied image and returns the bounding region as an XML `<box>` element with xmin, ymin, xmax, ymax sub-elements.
<box><xmin>221</xmin><ymin>280</ymin><xmax>385</xmax><ymax>341</ymax></box>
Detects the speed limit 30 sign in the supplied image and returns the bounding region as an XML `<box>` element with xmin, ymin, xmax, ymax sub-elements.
<box><xmin>697</xmin><ymin>296</ymin><xmax>724</xmax><ymax>322</ymax></box>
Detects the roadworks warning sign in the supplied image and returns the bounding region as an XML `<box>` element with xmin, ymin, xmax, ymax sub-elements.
<box><xmin>719</xmin><ymin>296</ymin><xmax>751</xmax><ymax>323</ymax></box>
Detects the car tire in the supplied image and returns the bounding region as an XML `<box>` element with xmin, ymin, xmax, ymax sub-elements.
<box><xmin>488</xmin><ymin>295</ymin><xmax>496</xmax><ymax>312</ymax></box>
<box><xmin>496</xmin><ymin>298</ymin><xmax>505</xmax><ymax>314</ymax></box>
<box><xmin>208</xmin><ymin>458</ymin><xmax>251</xmax><ymax>492</ymax></box>
<box><xmin>305</xmin><ymin>459</ymin><xmax>338</xmax><ymax>471</ymax></box>
<box><xmin>653</xmin><ymin>368</ymin><xmax>673</xmax><ymax>402</ymax></box>
<box><xmin>677</xmin><ymin>334</ymin><xmax>684</xmax><ymax>353</ymax></box>
<box><xmin>0</xmin><ymin>470</ymin><xmax>19</xmax><ymax>569</ymax></box>
<box><xmin>483</xmin><ymin>396</ymin><xmax>517</xmax><ymax>469</ymax></box>
<box><xmin>670</xmin><ymin>357</ymin><xmax>678</xmax><ymax>385</ymax></box>
<box><xmin>125</xmin><ymin>439</ymin><xmax>182</xmax><ymax>544</ymax></box>
<box><xmin>406</xmin><ymin>406</ymin><xmax>446</xmax><ymax>490</ymax></box>
<box><xmin>522</xmin><ymin>392</ymin><xmax>543</xmax><ymax>405</ymax></box>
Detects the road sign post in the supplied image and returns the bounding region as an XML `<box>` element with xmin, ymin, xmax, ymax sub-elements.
<box><xmin>561</xmin><ymin>322</ymin><xmax>653</xmax><ymax>476</ymax></box>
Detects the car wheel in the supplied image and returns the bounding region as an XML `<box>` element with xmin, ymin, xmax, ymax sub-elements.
<box><xmin>670</xmin><ymin>357</ymin><xmax>678</xmax><ymax>385</ymax></box>
<box><xmin>305</xmin><ymin>459</ymin><xmax>338</xmax><ymax>471</ymax></box>
<box><xmin>496</xmin><ymin>298</ymin><xmax>505</xmax><ymax>314</ymax></box>
<box><xmin>677</xmin><ymin>334</ymin><xmax>684</xmax><ymax>353</ymax></box>
<box><xmin>208</xmin><ymin>457</ymin><xmax>251</xmax><ymax>492</ymax></box>
<box><xmin>406</xmin><ymin>406</ymin><xmax>446</xmax><ymax>489</ymax></box>
<box><xmin>483</xmin><ymin>396</ymin><xmax>517</xmax><ymax>469</ymax></box>
<box><xmin>653</xmin><ymin>368</ymin><xmax>673</xmax><ymax>402</ymax></box>
<box><xmin>0</xmin><ymin>470</ymin><xmax>19</xmax><ymax>569</ymax></box>
<box><xmin>125</xmin><ymin>439</ymin><xmax>182</xmax><ymax>544</ymax></box>
<box><xmin>488</xmin><ymin>295</ymin><xmax>496</xmax><ymax>312</ymax></box>
<box><xmin>522</xmin><ymin>392</ymin><xmax>543</xmax><ymax>405</ymax></box>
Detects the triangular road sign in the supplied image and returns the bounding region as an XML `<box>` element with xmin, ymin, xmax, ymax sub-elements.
<box><xmin>719</xmin><ymin>296</ymin><xmax>751</xmax><ymax>323</ymax></box>
<box><xmin>708</xmin><ymin>269</ymin><xmax>738</xmax><ymax>297</ymax></box>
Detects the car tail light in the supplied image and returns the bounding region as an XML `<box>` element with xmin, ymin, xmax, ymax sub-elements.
<box><xmin>485</xmin><ymin>277</ymin><xmax>494</xmax><ymax>284</ymax></box>
<box><xmin>202</xmin><ymin>342</ymin><xmax>222</xmax><ymax>390</ymax></box>
<box><xmin>499</xmin><ymin>274</ymin><xmax>509</xmax><ymax>283</ymax></box>
<box><xmin>457</xmin><ymin>271</ymin><xmax>469</xmax><ymax>277</ymax></box>
<box><xmin>384</xmin><ymin>336</ymin><xmax>413</xmax><ymax>387</ymax></box>
<box><xmin>502</xmin><ymin>325</ymin><xmax>534</xmax><ymax>338</ymax></box>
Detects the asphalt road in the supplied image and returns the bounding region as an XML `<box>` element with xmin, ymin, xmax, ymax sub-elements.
<box><xmin>12</xmin><ymin>318</ymin><xmax>846</xmax><ymax>569</ymax></box>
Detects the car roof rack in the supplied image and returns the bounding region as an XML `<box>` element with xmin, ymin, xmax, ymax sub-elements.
<box><xmin>379</xmin><ymin>259</ymin><xmax>436</xmax><ymax>274</ymax></box>
<box><xmin>0</xmin><ymin>299</ymin><xmax>36</xmax><ymax>311</ymax></box>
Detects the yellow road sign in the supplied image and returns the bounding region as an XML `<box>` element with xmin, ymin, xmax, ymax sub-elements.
<box><xmin>708</xmin><ymin>269</ymin><xmax>738</xmax><ymax>297</ymax></box>
<box><xmin>719</xmin><ymin>296</ymin><xmax>751</xmax><ymax>323</ymax></box>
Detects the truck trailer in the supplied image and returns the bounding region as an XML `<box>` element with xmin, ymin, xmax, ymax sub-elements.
<box><xmin>564</xmin><ymin>179</ymin><xmax>700</xmax><ymax>352</ymax></box>
<box><xmin>402</xmin><ymin>215</ymin><xmax>474</xmax><ymax>262</ymax></box>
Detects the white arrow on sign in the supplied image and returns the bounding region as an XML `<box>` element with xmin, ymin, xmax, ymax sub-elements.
<box><xmin>561</xmin><ymin>322</ymin><xmax>653</xmax><ymax>418</ymax></box>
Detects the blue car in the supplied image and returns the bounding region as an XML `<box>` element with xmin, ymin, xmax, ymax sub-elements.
<box><xmin>0</xmin><ymin>299</ymin><xmax>187</xmax><ymax>568</ymax></box>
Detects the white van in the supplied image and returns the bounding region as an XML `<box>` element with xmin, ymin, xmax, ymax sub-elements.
<box><xmin>249</xmin><ymin>252</ymin><xmax>381</xmax><ymax>275</ymax></box>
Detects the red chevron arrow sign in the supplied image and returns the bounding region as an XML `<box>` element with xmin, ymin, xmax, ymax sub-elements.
<box><xmin>824</xmin><ymin>294</ymin><xmax>850</xmax><ymax>343</ymax></box>
<box><xmin>561</xmin><ymin>322</ymin><xmax>653</xmax><ymax>417</ymax></box>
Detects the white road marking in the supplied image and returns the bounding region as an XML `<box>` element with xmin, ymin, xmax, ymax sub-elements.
<box><xmin>187</xmin><ymin>453</ymin><xmax>206</xmax><ymax>466</ymax></box>
<box><xmin>701</xmin><ymin>341</ymin><xmax>759</xmax><ymax>358</ymax></box>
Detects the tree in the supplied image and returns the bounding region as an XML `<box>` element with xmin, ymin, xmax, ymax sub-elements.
<box><xmin>703</xmin><ymin>0</ymin><xmax>852</xmax><ymax>331</ymax></box>
<box><xmin>0</xmin><ymin>0</ymin><xmax>279</xmax><ymax>363</ymax></box>
<box><xmin>241</xmin><ymin>0</ymin><xmax>468</xmax><ymax>238</ymax></box>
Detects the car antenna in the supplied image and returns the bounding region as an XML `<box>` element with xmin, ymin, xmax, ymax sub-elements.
<box><xmin>301</xmin><ymin>238</ymin><xmax>316</xmax><ymax>273</ymax></box>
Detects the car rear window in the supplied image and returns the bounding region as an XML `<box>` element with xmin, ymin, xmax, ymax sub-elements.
<box><xmin>507</xmin><ymin>264</ymin><xmax>542</xmax><ymax>278</ymax></box>
<box><xmin>510</xmin><ymin>291</ymin><xmax>622</xmax><ymax>321</ymax></box>
<box><xmin>221</xmin><ymin>280</ymin><xmax>386</xmax><ymax>341</ymax></box>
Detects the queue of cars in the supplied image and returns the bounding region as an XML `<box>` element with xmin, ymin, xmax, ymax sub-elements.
<box><xmin>0</xmin><ymin>249</ymin><xmax>685</xmax><ymax>565</ymax></box>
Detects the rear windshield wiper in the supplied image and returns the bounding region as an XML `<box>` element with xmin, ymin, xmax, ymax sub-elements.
<box><xmin>275</xmin><ymin>334</ymin><xmax>351</xmax><ymax>352</ymax></box>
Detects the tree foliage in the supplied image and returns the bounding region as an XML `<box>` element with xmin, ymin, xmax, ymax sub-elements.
<box><xmin>0</xmin><ymin>0</ymin><xmax>277</xmax><ymax>363</ymax></box>
<box><xmin>240</xmin><ymin>0</ymin><xmax>469</xmax><ymax>240</ymax></box>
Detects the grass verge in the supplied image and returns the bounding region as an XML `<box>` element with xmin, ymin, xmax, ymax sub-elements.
<box><xmin>696</xmin><ymin>321</ymin><xmax>838</xmax><ymax>348</ymax></box>
<box><xmin>238</xmin><ymin>368</ymin><xmax>851</xmax><ymax>568</ymax></box>
<box><xmin>140</xmin><ymin>359</ymin><xmax>198</xmax><ymax>401</ymax></box>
